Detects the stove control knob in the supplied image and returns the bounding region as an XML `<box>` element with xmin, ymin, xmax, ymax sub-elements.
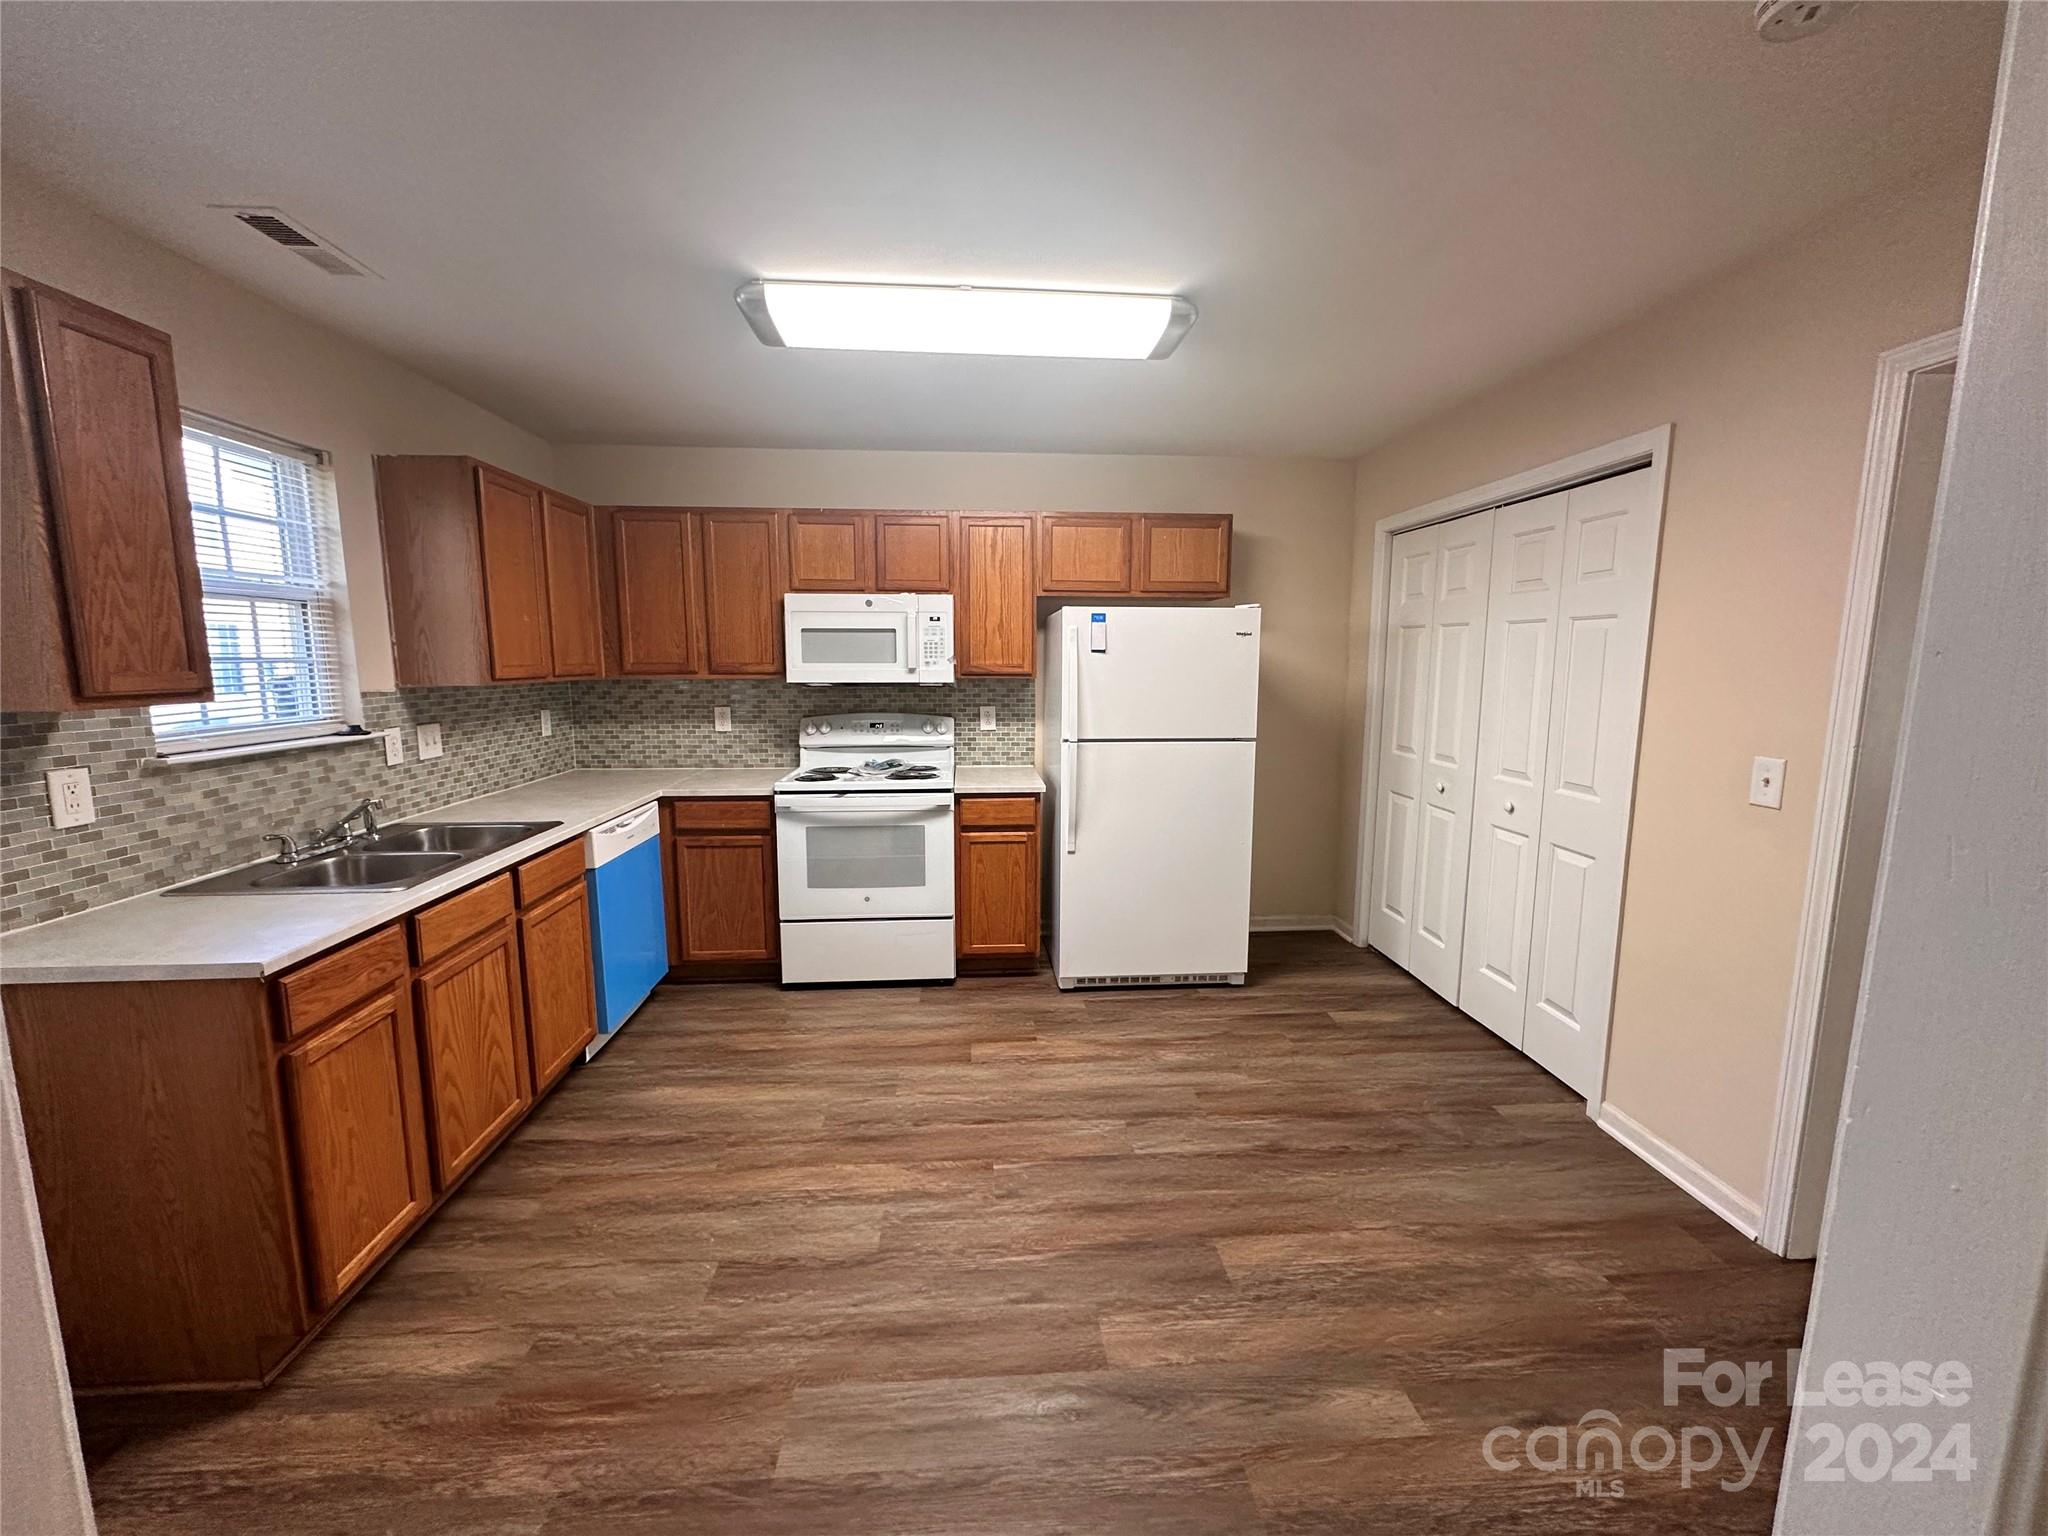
<box><xmin>921</xmin><ymin>722</ymin><xmax>936</xmax><ymax>734</ymax></box>
<box><xmin>817</xmin><ymin>723</ymin><xmax>832</xmax><ymax>735</ymax></box>
<box><xmin>803</xmin><ymin>724</ymin><xmax>816</xmax><ymax>736</ymax></box>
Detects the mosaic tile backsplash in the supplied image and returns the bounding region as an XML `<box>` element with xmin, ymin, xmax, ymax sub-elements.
<box><xmin>0</xmin><ymin>676</ymin><xmax>1035</xmax><ymax>930</ymax></box>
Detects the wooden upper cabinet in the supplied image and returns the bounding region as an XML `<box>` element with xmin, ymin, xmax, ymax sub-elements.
<box><xmin>281</xmin><ymin>983</ymin><xmax>431</xmax><ymax>1310</ymax></box>
<box><xmin>611</xmin><ymin>507</ymin><xmax>703</xmax><ymax>676</ymax></box>
<box><xmin>475</xmin><ymin>467</ymin><xmax>553</xmax><ymax>680</ymax></box>
<box><xmin>2</xmin><ymin>272</ymin><xmax>212</xmax><ymax>708</ymax></box>
<box><xmin>520</xmin><ymin>878</ymin><xmax>597</xmax><ymax>1095</ymax></box>
<box><xmin>1039</xmin><ymin>514</ymin><xmax>1133</xmax><ymax>595</ymax></box>
<box><xmin>698</xmin><ymin>509</ymin><xmax>785</xmax><ymax>675</ymax></box>
<box><xmin>786</xmin><ymin>509</ymin><xmax>873</xmax><ymax>592</ymax></box>
<box><xmin>412</xmin><ymin>916</ymin><xmax>532</xmax><ymax>1188</ymax></box>
<box><xmin>875</xmin><ymin>513</ymin><xmax>954</xmax><ymax>591</ymax></box>
<box><xmin>957</xmin><ymin>515</ymin><xmax>1035</xmax><ymax>676</ymax></box>
<box><xmin>541</xmin><ymin>490</ymin><xmax>602</xmax><ymax>677</ymax></box>
<box><xmin>1136</xmin><ymin>514</ymin><xmax>1232</xmax><ymax>595</ymax></box>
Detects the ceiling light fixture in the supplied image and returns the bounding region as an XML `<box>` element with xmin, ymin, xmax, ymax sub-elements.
<box><xmin>735</xmin><ymin>279</ymin><xmax>1197</xmax><ymax>360</ymax></box>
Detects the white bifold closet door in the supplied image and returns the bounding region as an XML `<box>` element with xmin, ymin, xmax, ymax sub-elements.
<box><xmin>1372</xmin><ymin>465</ymin><xmax>1659</xmax><ymax>1101</ymax></box>
<box><xmin>1366</xmin><ymin>510</ymin><xmax>1494</xmax><ymax>1001</ymax></box>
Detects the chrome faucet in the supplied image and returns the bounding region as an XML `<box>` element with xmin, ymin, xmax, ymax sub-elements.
<box><xmin>268</xmin><ymin>798</ymin><xmax>383</xmax><ymax>864</ymax></box>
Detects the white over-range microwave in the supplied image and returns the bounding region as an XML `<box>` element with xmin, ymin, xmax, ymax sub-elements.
<box><xmin>783</xmin><ymin>593</ymin><xmax>955</xmax><ymax>685</ymax></box>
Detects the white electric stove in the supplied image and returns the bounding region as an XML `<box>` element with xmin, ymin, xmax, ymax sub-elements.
<box><xmin>773</xmin><ymin>714</ymin><xmax>956</xmax><ymax>984</ymax></box>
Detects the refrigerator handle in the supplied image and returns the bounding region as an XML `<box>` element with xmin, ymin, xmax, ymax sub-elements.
<box><xmin>1062</xmin><ymin>740</ymin><xmax>1078</xmax><ymax>855</ymax></box>
<box><xmin>1062</xmin><ymin>622</ymin><xmax>1080</xmax><ymax>744</ymax></box>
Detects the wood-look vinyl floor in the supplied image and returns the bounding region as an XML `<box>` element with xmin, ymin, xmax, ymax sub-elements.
<box><xmin>75</xmin><ymin>934</ymin><xmax>1812</xmax><ymax>1534</ymax></box>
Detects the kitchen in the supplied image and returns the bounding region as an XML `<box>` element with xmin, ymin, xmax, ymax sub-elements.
<box><xmin>2</xmin><ymin>5</ymin><xmax>2039</xmax><ymax>1535</ymax></box>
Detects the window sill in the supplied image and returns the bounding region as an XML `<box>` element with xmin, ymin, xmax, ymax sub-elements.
<box><xmin>152</xmin><ymin>728</ymin><xmax>374</xmax><ymax>767</ymax></box>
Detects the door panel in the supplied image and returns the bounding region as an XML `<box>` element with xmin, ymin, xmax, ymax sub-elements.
<box><xmin>1038</xmin><ymin>515</ymin><xmax>1132</xmax><ymax>593</ymax></box>
<box><xmin>1367</xmin><ymin>527</ymin><xmax>1435</xmax><ymax>965</ymax></box>
<box><xmin>874</xmin><ymin>513</ymin><xmax>952</xmax><ymax>591</ymax></box>
<box><xmin>1405</xmin><ymin>509</ymin><xmax>1493</xmax><ymax>1002</ymax></box>
<box><xmin>414</xmin><ymin>921</ymin><xmax>532</xmax><ymax>1187</ymax></box>
<box><xmin>1459</xmin><ymin>492</ymin><xmax>1567</xmax><ymax>1043</ymax></box>
<box><xmin>957</xmin><ymin>827</ymin><xmax>1041</xmax><ymax>959</ymax></box>
<box><xmin>787</xmin><ymin>510</ymin><xmax>873</xmax><ymax>592</ymax></box>
<box><xmin>475</xmin><ymin>468</ymin><xmax>552</xmax><ymax>680</ymax></box>
<box><xmin>699</xmin><ymin>509</ymin><xmax>785</xmax><ymax>675</ymax></box>
<box><xmin>673</xmin><ymin>833</ymin><xmax>778</xmax><ymax>961</ymax></box>
<box><xmin>282</xmin><ymin>985</ymin><xmax>430</xmax><ymax>1310</ymax></box>
<box><xmin>1522</xmin><ymin>468</ymin><xmax>1660</xmax><ymax>1096</ymax></box>
<box><xmin>541</xmin><ymin>491</ymin><xmax>602</xmax><ymax>677</ymax></box>
<box><xmin>613</xmin><ymin>508</ymin><xmax>702</xmax><ymax>675</ymax></box>
<box><xmin>1062</xmin><ymin>605</ymin><xmax>1261</xmax><ymax>741</ymax></box>
<box><xmin>1134</xmin><ymin>514</ymin><xmax>1231</xmax><ymax>594</ymax></box>
<box><xmin>521</xmin><ymin>880</ymin><xmax>597</xmax><ymax>1094</ymax></box>
<box><xmin>1052</xmin><ymin>739</ymin><xmax>1255</xmax><ymax>981</ymax></box>
<box><xmin>958</xmin><ymin>516</ymin><xmax>1034</xmax><ymax>674</ymax></box>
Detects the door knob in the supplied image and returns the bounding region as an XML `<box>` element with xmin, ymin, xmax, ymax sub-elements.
<box><xmin>1435</xmin><ymin>780</ymin><xmax>1447</xmax><ymax>795</ymax></box>
<box><xmin>1505</xmin><ymin>801</ymin><xmax>1516</xmax><ymax>814</ymax></box>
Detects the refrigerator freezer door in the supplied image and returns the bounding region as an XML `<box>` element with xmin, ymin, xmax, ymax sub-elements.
<box><xmin>1061</xmin><ymin>606</ymin><xmax>1260</xmax><ymax>741</ymax></box>
<box><xmin>1052</xmin><ymin>738</ymin><xmax>1256</xmax><ymax>983</ymax></box>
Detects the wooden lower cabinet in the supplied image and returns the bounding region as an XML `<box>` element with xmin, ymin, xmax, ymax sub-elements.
<box><xmin>520</xmin><ymin>877</ymin><xmax>598</xmax><ymax>1092</ymax></box>
<box><xmin>281</xmin><ymin>984</ymin><xmax>431</xmax><ymax>1309</ymax></box>
<box><xmin>667</xmin><ymin>798</ymin><xmax>778</xmax><ymax>975</ymax></box>
<box><xmin>413</xmin><ymin>918</ymin><xmax>533</xmax><ymax>1187</ymax></box>
<box><xmin>957</xmin><ymin>795</ymin><xmax>1043</xmax><ymax>971</ymax></box>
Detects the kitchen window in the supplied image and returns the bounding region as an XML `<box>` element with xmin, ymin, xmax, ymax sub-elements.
<box><xmin>150</xmin><ymin>418</ymin><xmax>353</xmax><ymax>755</ymax></box>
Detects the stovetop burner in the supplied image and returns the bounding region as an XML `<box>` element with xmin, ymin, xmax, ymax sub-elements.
<box><xmin>791</xmin><ymin>767</ymin><xmax>851</xmax><ymax>782</ymax></box>
<box><xmin>885</xmin><ymin>766</ymin><xmax>939</xmax><ymax>780</ymax></box>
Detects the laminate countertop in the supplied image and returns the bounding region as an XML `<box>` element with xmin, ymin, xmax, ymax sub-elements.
<box><xmin>954</xmin><ymin>764</ymin><xmax>1046</xmax><ymax>794</ymax></box>
<box><xmin>0</xmin><ymin>765</ymin><xmax>1045</xmax><ymax>985</ymax></box>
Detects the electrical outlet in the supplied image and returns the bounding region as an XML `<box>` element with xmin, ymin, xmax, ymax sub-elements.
<box><xmin>713</xmin><ymin>706</ymin><xmax>733</xmax><ymax>733</ymax></box>
<box><xmin>1749</xmin><ymin>755</ymin><xmax>1786</xmax><ymax>810</ymax></box>
<box><xmin>382</xmin><ymin>728</ymin><xmax>404</xmax><ymax>767</ymax></box>
<box><xmin>540</xmin><ymin>709</ymin><xmax>553</xmax><ymax>738</ymax></box>
<box><xmin>979</xmin><ymin>706</ymin><xmax>997</xmax><ymax>731</ymax></box>
<box><xmin>45</xmin><ymin>767</ymin><xmax>95</xmax><ymax>829</ymax></box>
<box><xmin>417</xmin><ymin>723</ymin><xmax>444</xmax><ymax>761</ymax></box>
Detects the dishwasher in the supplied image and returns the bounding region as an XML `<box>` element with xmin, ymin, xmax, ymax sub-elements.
<box><xmin>584</xmin><ymin>802</ymin><xmax>666</xmax><ymax>1058</ymax></box>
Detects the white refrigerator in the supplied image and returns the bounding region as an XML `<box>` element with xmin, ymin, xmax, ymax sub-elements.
<box><xmin>1039</xmin><ymin>604</ymin><xmax>1260</xmax><ymax>989</ymax></box>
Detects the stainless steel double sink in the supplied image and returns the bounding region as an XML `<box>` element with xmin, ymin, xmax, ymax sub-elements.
<box><xmin>169</xmin><ymin>821</ymin><xmax>564</xmax><ymax>895</ymax></box>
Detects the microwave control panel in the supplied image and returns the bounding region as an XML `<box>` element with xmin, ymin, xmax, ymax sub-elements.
<box><xmin>921</xmin><ymin>610</ymin><xmax>951</xmax><ymax>667</ymax></box>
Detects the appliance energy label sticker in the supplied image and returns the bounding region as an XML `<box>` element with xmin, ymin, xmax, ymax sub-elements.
<box><xmin>1090</xmin><ymin>613</ymin><xmax>1108</xmax><ymax>652</ymax></box>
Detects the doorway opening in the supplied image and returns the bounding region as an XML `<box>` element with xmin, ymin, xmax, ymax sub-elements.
<box><xmin>1763</xmin><ymin>329</ymin><xmax>1960</xmax><ymax>1260</ymax></box>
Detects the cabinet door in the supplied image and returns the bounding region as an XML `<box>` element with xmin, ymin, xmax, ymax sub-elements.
<box><xmin>521</xmin><ymin>879</ymin><xmax>598</xmax><ymax>1094</ymax></box>
<box><xmin>15</xmin><ymin>278</ymin><xmax>211</xmax><ymax>700</ymax></box>
<box><xmin>475</xmin><ymin>467</ymin><xmax>553</xmax><ymax>680</ymax></box>
<box><xmin>786</xmin><ymin>510</ymin><xmax>873</xmax><ymax>592</ymax></box>
<box><xmin>1135</xmin><ymin>514</ymin><xmax>1232</xmax><ymax>595</ymax></box>
<box><xmin>1039</xmin><ymin>514</ymin><xmax>1132</xmax><ymax>594</ymax></box>
<box><xmin>673</xmin><ymin>832</ymin><xmax>778</xmax><ymax>962</ymax></box>
<box><xmin>875</xmin><ymin>513</ymin><xmax>953</xmax><ymax>591</ymax></box>
<box><xmin>613</xmin><ymin>507</ymin><xmax>703</xmax><ymax>675</ymax></box>
<box><xmin>699</xmin><ymin>509</ymin><xmax>785</xmax><ymax>675</ymax></box>
<box><xmin>413</xmin><ymin>920</ymin><xmax>533</xmax><ymax>1187</ymax></box>
<box><xmin>282</xmin><ymin>985</ymin><xmax>431</xmax><ymax>1310</ymax></box>
<box><xmin>542</xmin><ymin>490</ymin><xmax>602</xmax><ymax>677</ymax></box>
<box><xmin>958</xmin><ymin>515</ymin><xmax>1035</xmax><ymax>676</ymax></box>
<box><xmin>957</xmin><ymin>827</ymin><xmax>1041</xmax><ymax>960</ymax></box>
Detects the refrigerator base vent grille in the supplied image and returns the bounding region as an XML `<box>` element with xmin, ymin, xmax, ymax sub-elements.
<box><xmin>1066</xmin><ymin>973</ymin><xmax>1247</xmax><ymax>989</ymax></box>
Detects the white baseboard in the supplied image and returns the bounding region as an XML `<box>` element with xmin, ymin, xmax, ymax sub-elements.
<box><xmin>1595</xmin><ymin>1103</ymin><xmax>1763</xmax><ymax>1241</ymax></box>
<box><xmin>1332</xmin><ymin>915</ymin><xmax>1358</xmax><ymax>944</ymax></box>
<box><xmin>1249</xmin><ymin>915</ymin><xmax>1343</xmax><ymax>934</ymax></box>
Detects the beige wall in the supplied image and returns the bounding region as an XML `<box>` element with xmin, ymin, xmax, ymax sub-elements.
<box><xmin>0</xmin><ymin>165</ymin><xmax>555</xmax><ymax>695</ymax></box>
<box><xmin>1341</xmin><ymin>160</ymin><xmax>1984</xmax><ymax>1205</ymax></box>
<box><xmin>559</xmin><ymin>447</ymin><xmax>1357</xmax><ymax>921</ymax></box>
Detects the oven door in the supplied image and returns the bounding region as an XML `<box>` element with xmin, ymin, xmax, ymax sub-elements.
<box><xmin>784</xmin><ymin>595</ymin><xmax>919</xmax><ymax>684</ymax></box>
<box><xmin>775</xmin><ymin>793</ymin><xmax>955</xmax><ymax>920</ymax></box>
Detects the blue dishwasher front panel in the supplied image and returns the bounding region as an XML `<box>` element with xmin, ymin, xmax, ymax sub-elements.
<box><xmin>588</xmin><ymin>835</ymin><xmax>666</xmax><ymax>1037</ymax></box>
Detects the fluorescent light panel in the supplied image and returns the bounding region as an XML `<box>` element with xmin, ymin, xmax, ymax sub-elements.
<box><xmin>736</xmin><ymin>280</ymin><xmax>1196</xmax><ymax>360</ymax></box>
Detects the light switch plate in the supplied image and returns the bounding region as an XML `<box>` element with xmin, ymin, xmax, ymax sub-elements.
<box><xmin>713</xmin><ymin>707</ymin><xmax>733</xmax><ymax>733</ymax></box>
<box><xmin>382</xmin><ymin>728</ymin><xmax>404</xmax><ymax>767</ymax></box>
<box><xmin>540</xmin><ymin>710</ymin><xmax>553</xmax><ymax>738</ymax></box>
<box><xmin>1749</xmin><ymin>755</ymin><xmax>1786</xmax><ymax>810</ymax></box>
<box><xmin>46</xmin><ymin>767</ymin><xmax>95</xmax><ymax>829</ymax></box>
<box><xmin>979</xmin><ymin>706</ymin><xmax>997</xmax><ymax>731</ymax></box>
<box><xmin>417</xmin><ymin>723</ymin><xmax>444</xmax><ymax>761</ymax></box>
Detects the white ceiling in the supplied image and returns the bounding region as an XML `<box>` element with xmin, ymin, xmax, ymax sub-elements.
<box><xmin>0</xmin><ymin>2</ymin><xmax>2003</xmax><ymax>458</ymax></box>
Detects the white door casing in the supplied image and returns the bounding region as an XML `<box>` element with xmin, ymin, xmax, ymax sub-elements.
<box><xmin>1458</xmin><ymin>491</ymin><xmax>1569</xmax><ymax>1043</ymax></box>
<box><xmin>1406</xmin><ymin>509</ymin><xmax>1495</xmax><ymax>1002</ymax></box>
<box><xmin>1521</xmin><ymin>467</ymin><xmax>1660</xmax><ymax>1097</ymax></box>
<box><xmin>1367</xmin><ymin>527</ymin><xmax>1438</xmax><ymax>966</ymax></box>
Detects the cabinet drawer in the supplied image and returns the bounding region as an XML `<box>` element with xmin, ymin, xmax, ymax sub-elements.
<box><xmin>412</xmin><ymin>873</ymin><xmax>515</xmax><ymax>965</ymax></box>
<box><xmin>515</xmin><ymin>840</ymin><xmax>585</xmax><ymax>907</ymax></box>
<box><xmin>668</xmin><ymin>797</ymin><xmax>772</xmax><ymax>831</ymax></box>
<box><xmin>958</xmin><ymin>795</ymin><xmax>1040</xmax><ymax>829</ymax></box>
<box><xmin>274</xmin><ymin>923</ymin><xmax>410</xmax><ymax>1041</ymax></box>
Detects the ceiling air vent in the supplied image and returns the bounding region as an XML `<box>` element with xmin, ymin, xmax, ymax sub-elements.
<box><xmin>214</xmin><ymin>206</ymin><xmax>377</xmax><ymax>277</ymax></box>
